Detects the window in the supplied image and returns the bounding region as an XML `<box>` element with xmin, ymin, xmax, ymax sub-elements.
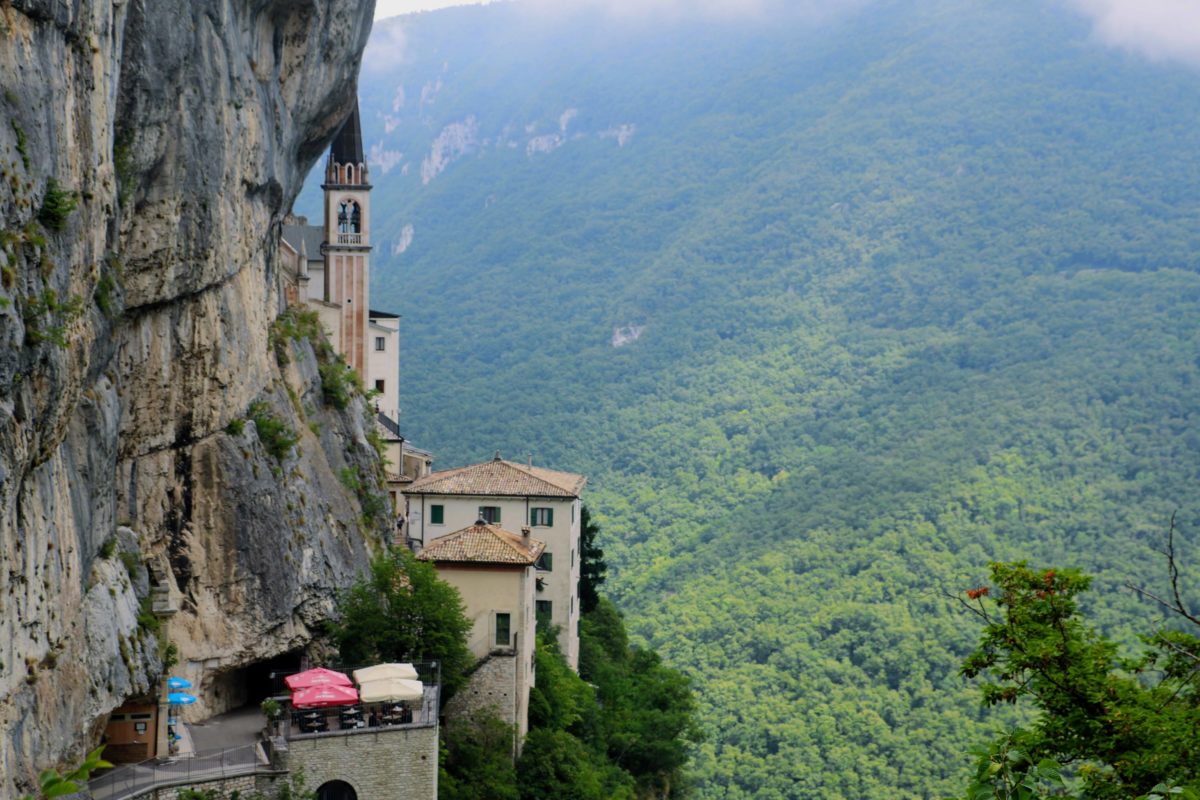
<box><xmin>530</xmin><ymin>507</ymin><xmax>554</xmax><ymax>526</ymax></box>
<box><xmin>430</xmin><ymin>505</ymin><xmax>444</xmax><ymax>525</ymax></box>
<box><xmin>374</xmin><ymin>379</ymin><xmax>385</xmax><ymax>393</ymax></box>
<box><xmin>374</xmin><ymin>337</ymin><xmax>386</xmax><ymax>351</ymax></box>
<box><xmin>571</xmin><ymin>548</ymin><xmax>575</xmax><ymax>567</ymax></box>
<box><xmin>536</xmin><ymin>600</ymin><xmax>553</xmax><ymax>619</ymax></box>
<box><xmin>479</xmin><ymin>506</ymin><xmax>501</xmax><ymax>524</ymax></box>
<box><xmin>495</xmin><ymin>613</ymin><xmax>511</xmax><ymax>646</ymax></box>
<box><xmin>536</xmin><ymin>552</ymin><xmax>553</xmax><ymax>572</ymax></box>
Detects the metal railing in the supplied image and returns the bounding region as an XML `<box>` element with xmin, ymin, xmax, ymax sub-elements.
<box><xmin>282</xmin><ymin>685</ymin><xmax>440</xmax><ymax>740</ymax></box>
<box><xmin>88</xmin><ymin>743</ymin><xmax>264</xmax><ymax>800</ymax></box>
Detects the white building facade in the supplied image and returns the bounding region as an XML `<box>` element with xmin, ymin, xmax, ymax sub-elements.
<box><xmin>404</xmin><ymin>455</ymin><xmax>585</xmax><ymax>670</ymax></box>
<box><xmin>418</xmin><ymin>522</ymin><xmax>543</xmax><ymax>745</ymax></box>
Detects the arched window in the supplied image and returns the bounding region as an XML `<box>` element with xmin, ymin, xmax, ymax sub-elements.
<box><xmin>344</xmin><ymin>164</ymin><xmax>355</xmax><ymax>184</ymax></box>
<box><xmin>316</xmin><ymin>780</ymin><xmax>357</xmax><ymax>800</ymax></box>
<box><xmin>338</xmin><ymin>200</ymin><xmax>360</xmax><ymax>234</ymax></box>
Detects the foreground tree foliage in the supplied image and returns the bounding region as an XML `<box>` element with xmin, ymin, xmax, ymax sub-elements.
<box><xmin>441</xmin><ymin>600</ymin><xmax>699</xmax><ymax>800</ymax></box>
<box><xmin>440</xmin><ymin>713</ymin><xmax>520</xmax><ymax>800</ymax></box>
<box><xmin>579</xmin><ymin>506</ymin><xmax>608</xmax><ymax>614</ymax></box>
<box><xmin>956</xmin><ymin>561</ymin><xmax>1200</xmax><ymax>799</ymax></box>
<box><xmin>331</xmin><ymin>547</ymin><xmax>473</xmax><ymax>695</ymax></box>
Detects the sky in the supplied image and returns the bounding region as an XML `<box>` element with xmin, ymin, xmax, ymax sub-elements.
<box><xmin>374</xmin><ymin>0</ymin><xmax>487</xmax><ymax>19</ymax></box>
<box><xmin>373</xmin><ymin>0</ymin><xmax>1200</xmax><ymax>69</ymax></box>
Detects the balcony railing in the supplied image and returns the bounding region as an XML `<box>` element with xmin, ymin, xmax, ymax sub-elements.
<box><xmin>88</xmin><ymin>743</ymin><xmax>264</xmax><ymax>800</ymax></box>
<box><xmin>336</xmin><ymin>233</ymin><xmax>363</xmax><ymax>245</ymax></box>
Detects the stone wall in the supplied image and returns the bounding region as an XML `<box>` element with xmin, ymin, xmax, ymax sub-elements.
<box><xmin>144</xmin><ymin>772</ymin><xmax>264</xmax><ymax>800</ymax></box>
<box><xmin>445</xmin><ymin>653</ymin><xmax>520</xmax><ymax>732</ymax></box>
<box><xmin>286</xmin><ymin>725</ymin><xmax>439</xmax><ymax>800</ymax></box>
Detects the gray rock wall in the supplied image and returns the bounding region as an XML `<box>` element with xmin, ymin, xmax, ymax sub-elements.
<box><xmin>0</xmin><ymin>0</ymin><xmax>379</xmax><ymax>793</ymax></box>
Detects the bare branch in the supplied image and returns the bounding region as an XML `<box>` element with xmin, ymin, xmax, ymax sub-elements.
<box><xmin>1127</xmin><ymin>512</ymin><xmax>1200</xmax><ymax>628</ymax></box>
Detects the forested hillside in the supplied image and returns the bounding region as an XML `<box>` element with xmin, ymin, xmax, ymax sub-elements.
<box><xmin>299</xmin><ymin>1</ymin><xmax>1200</xmax><ymax>795</ymax></box>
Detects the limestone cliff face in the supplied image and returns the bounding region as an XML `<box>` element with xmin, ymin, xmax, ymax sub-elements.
<box><xmin>0</xmin><ymin>0</ymin><xmax>379</xmax><ymax>792</ymax></box>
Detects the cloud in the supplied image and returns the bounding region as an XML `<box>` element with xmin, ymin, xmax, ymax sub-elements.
<box><xmin>362</xmin><ymin>19</ymin><xmax>409</xmax><ymax>73</ymax></box>
<box><xmin>507</xmin><ymin>0</ymin><xmax>875</xmax><ymax>26</ymax></box>
<box><xmin>1067</xmin><ymin>0</ymin><xmax>1200</xmax><ymax>68</ymax></box>
<box><xmin>375</xmin><ymin>0</ymin><xmax>489</xmax><ymax>20</ymax></box>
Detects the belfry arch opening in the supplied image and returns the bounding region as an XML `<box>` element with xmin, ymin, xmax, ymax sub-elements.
<box><xmin>337</xmin><ymin>200</ymin><xmax>361</xmax><ymax>234</ymax></box>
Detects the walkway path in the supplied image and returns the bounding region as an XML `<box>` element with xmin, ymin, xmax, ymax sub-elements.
<box><xmin>187</xmin><ymin>705</ymin><xmax>265</xmax><ymax>752</ymax></box>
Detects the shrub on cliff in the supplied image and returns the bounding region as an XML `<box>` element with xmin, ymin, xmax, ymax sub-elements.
<box><xmin>37</xmin><ymin>178</ymin><xmax>76</xmax><ymax>232</ymax></box>
<box><xmin>247</xmin><ymin>401</ymin><xmax>299</xmax><ymax>462</ymax></box>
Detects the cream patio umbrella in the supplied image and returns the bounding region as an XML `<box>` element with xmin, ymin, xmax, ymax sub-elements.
<box><xmin>358</xmin><ymin>678</ymin><xmax>424</xmax><ymax>704</ymax></box>
<box><xmin>353</xmin><ymin>663</ymin><xmax>419</xmax><ymax>683</ymax></box>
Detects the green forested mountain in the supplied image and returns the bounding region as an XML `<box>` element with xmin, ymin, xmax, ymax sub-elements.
<box><xmin>298</xmin><ymin>1</ymin><xmax>1200</xmax><ymax>795</ymax></box>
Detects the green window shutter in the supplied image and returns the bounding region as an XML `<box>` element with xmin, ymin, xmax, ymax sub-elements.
<box><xmin>496</xmin><ymin>613</ymin><xmax>511</xmax><ymax>646</ymax></box>
<box><xmin>546</xmin><ymin>508</ymin><xmax>554</xmax><ymax>526</ymax></box>
<box><xmin>430</xmin><ymin>505</ymin><xmax>444</xmax><ymax>524</ymax></box>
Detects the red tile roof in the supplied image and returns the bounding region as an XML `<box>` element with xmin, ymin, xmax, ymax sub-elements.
<box><xmin>405</xmin><ymin>456</ymin><xmax>586</xmax><ymax>498</ymax></box>
<box><xmin>417</xmin><ymin>522</ymin><xmax>545</xmax><ymax>566</ymax></box>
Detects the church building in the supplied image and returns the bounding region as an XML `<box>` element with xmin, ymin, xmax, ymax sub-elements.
<box><xmin>279</xmin><ymin>102</ymin><xmax>432</xmax><ymax>510</ymax></box>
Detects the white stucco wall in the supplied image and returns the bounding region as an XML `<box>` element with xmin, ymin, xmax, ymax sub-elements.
<box><xmin>407</xmin><ymin>495</ymin><xmax>580</xmax><ymax>669</ymax></box>
<box><xmin>433</xmin><ymin>563</ymin><xmax>536</xmax><ymax>740</ymax></box>
<box><xmin>367</xmin><ymin>317</ymin><xmax>400</xmax><ymax>419</ymax></box>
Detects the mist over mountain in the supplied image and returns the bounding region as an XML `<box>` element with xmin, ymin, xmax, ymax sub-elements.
<box><xmin>299</xmin><ymin>0</ymin><xmax>1200</xmax><ymax>795</ymax></box>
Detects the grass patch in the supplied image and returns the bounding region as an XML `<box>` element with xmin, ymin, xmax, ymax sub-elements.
<box><xmin>99</xmin><ymin>536</ymin><xmax>117</xmax><ymax>559</ymax></box>
<box><xmin>225</xmin><ymin>418</ymin><xmax>245</xmax><ymax>436</ymax></box>
<box><xmin>11</xmin><ymin>120</ymin><xmax>29</xmax><ymax>170</ymax></box>
<box><xmin>269</xmin><ymin>306</ymin><xmax>330</xmax><ymax>366</ymax></box>
<box><xmin>113</xmin><ymin>132</ymin><xmax>135</xmax><ymax>209</ymax></box>
<box><xmin>137</xmin><ymin>595</ymin><xmax>160</xmax><ymax>637</ymax></box>
<box><xmin>23</xmin><ymin>288</ymin><xmax>83</xmax><ymax>348</ymax></box>
<box><xmin>248</xmin><ymin>401</ymin><xmax>299</xmax><ymax>462</ymax></box>
<box><xmin>340</xmin><ymin>466</ymin><xmax>391</xmax><ymax>525</ymax></box>
<box><xmin>119</xmin><ymin>550</ymin><xmax>141</xmax><ymax>578</ymax></box>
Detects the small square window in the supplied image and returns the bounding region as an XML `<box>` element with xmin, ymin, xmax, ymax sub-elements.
<box><xmin>430</xmin><ymin>505</ymin><xmax>444</xmax><ymax>525</ymax></box>
<box><xmin>479</xmin><ymin>506</ymin><xmax>501</xmax><ymax>524</ymax></box>
<box><xmin>375</xmin><ymin>336</ymin><xmax>386</xmax><ymax>351</ymax></box>
<box><xmin>495</xmin><ymin>612</ymin><xmax>511</xmax><ymax>646</ymax></box>
<box><xmin>536</xmin><ymin>600</ymin><xmax>553</xmax><ymax>618</ymax></box>
<box><xmin>375</xmin><ymin>379</ymin><xmax>385</xmax><ymax>393</ymax></box>
<box><xmin>530</xmin><ymin>507</ymin><xmax>554</xmax><ymax>526</ymax></box>
<box><xmin>536</xmin><ymin>552</ymin><xmax>553</xmax><ymax>572</ymax></box>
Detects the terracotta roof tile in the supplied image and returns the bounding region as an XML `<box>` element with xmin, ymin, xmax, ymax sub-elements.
<box><xmin>406</xmin><ymin>457</ymin><xmax>586</xmax><ymax>498</ymax></box>
<box><xmin>417</xmin><ymin>522</ymin><xmax>545</xmax><ymax>566</ymax></box>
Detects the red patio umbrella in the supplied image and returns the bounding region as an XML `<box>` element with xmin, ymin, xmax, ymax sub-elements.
<box><xmin>291</xmin><ymin>684</ymin><xmax>360</xmax><ymax>709</ymax></box>
<box><xmin>284</xmin><ymin>667</ymin><xmax>353</xmax><ymax>691</ymax></box>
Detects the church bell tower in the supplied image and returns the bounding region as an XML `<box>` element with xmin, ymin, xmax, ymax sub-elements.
<box><xmin>322</xmin><ymin>102</ymin><xmax>372</xmax><ymax>376</ymax></box>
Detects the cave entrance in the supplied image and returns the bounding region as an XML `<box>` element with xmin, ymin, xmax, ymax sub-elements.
<box><xmin>209</xmin><ymin>649</ymin><xmax>303</xmax><ymax>714</ymax></box>
<box><xmin>243</xmin><ymin>649</ymin><xmax>304</xmax><ymax>703</ymax></box>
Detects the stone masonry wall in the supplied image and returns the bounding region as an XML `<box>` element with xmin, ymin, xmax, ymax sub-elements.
<box><xmin>445</xmin><ymin>653</ymin><xmax>519</xmax><ymax>729</ymax></box>
<box><xmin>146</xmin><ymin>772</ymin><xmax>265</xmax><ymax>800</ymax></box>
<box><xmin>287</xmin><ymin>725</ymin><xmax>439</xmax><ymax>800</ymax></box>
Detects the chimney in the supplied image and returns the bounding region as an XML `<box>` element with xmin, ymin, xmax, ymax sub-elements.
<box><xmin>527</xmin><ymin>452</ymin><xmax>533</xmax><ymax>467</ymax></box>
<box><xmin>493</xmin><ymin>450</ymin><xmax>503</xmax><ymax>462</ymax></box>
<box><xmin>521</xmin><ymin>526</ymin><xmax>531</xmax><ymax>538</ymax></box>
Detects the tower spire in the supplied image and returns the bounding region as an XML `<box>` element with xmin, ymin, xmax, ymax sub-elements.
<box><xmin>330</xmin><ymin>101</ymin><xmax>364</xmax><ymax>166</ymax></box>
